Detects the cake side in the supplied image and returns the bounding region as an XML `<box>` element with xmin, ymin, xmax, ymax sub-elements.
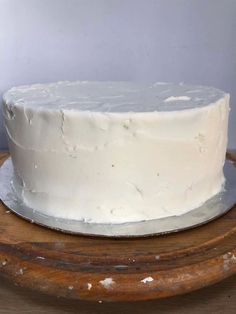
<box><xmin>2</xmin><ymin>82</ymin><xmax>230</xmax><ymax>223</ymax></box>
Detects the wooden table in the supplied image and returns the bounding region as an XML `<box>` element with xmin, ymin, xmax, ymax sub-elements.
<box><xmin>0</xmin><ymin>275</ymin><xmax>236</xmax><ymax>313</ymax></box>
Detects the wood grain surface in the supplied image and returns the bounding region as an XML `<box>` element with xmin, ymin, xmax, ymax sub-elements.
<box><xmin>0</xmin><ymin>275</ymin><xmax>236</xmax><ymax>314</ymax></box>
<box><xmin>1</xmin><ymin>152</ymin><xmax>236</xmax><ymax>303</ymax></box>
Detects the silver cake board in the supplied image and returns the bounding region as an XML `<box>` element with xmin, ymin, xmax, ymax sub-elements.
<box><xmin>1</xmin><ymin>157</ymin><xmax>236</xmax><ymax>237</ymax></box>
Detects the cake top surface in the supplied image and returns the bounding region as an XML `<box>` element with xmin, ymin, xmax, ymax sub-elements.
<box><xmin>3</xmin><ymin>81</ymin><xmax>226</xmax><ymax>113</ymax></box>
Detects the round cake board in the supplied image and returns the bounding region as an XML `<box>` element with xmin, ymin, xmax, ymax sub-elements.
<box><xmin>1</xmin><ymin>151</ymin><xmax>236</xmax><ymax>302</ymax></box>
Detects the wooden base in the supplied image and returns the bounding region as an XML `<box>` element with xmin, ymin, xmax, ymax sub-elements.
<box><xmin>1</xmin><ymin>151</ymin><xmax>236</xmax><ymax>302</ymax></box>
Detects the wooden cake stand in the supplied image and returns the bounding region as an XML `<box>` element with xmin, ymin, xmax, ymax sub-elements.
<box><xmin>1</xmin><ymin>151</ymin><xmax>236</xmax><ymax>302</ymax></box>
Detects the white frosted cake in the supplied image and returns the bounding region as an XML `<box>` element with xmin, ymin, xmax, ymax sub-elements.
<box><xmin>3</xmin><ymin>81</ymin><xmax>229</xmax><ymax>224</ymax></box>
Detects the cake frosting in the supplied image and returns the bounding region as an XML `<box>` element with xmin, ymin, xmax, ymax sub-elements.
<box><xmin>2</xmin><ymin>81</ymin><xmax>230</xmax><ymax>224</ymax></box>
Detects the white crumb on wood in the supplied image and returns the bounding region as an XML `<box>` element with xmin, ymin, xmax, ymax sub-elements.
<box><xmin>155</xmin><ymin>255</ymin><xmax>160</xmax><ymax>260</ymax></box>
<box><xmin>16</xmin><ymin>268</ymin><xmax>24</xmax><ymax>275</ymax></box>
<box><xmin>87</xmin><ymin>283</ymin><xmax>92</xmax><ymax>290</ymax></box>
<box><xmin>1</xmin><ymin>261</ymin><xmax>7</xmax><ymax>266</ymax></box>
<box><xmin>223</xmin><ymin>253</ymin><xmax>229</xmax><ymax>260</ymax></box>
<box><xmin>99</xmin><ymin>278</ymin><xmax>115</xmax><ymax>289</ymax></box>
<box><xmin>68</xmin><ymin>286</ymin><xmax>74</xmax><ymax>290</ymax></box>
<box><xmin>232</xmin><ymin>254</ymin><xmax>236</xmax><ymax>261</ymax></box>
<box><xmin>141</xmin><ymin>276</ymin><xmax>154</xmax><ymax>283</ymax></box>
<box><xmin>222</xmin><ymin>252</ymin><xmax>236</xmax><ymax>271</ymax></box>
<box><xmin>98</xmin><ymin>300</ymin><xmax>103</xmax><ymax>304</ymax></box>
<box><xmin>36</xmin><ymin>256</ymin><xmax>45</xmax><ymax>260</ymax></box>
<box><xmin>223</xmin><ymin>252</ymin><xmax>236</xmax><ymax>260</ymax></box>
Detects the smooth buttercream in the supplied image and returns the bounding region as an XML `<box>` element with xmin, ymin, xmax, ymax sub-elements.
<box><xmin>2</xmin><ymin>81</ymin><xmax>230</xmax><ymax>223</ymax></box>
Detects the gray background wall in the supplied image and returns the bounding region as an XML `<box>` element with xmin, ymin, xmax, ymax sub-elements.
<box><xmin>0</xmin><ymin>0</ymin><xmax>236</xmax><ymax>149</ymax></box>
